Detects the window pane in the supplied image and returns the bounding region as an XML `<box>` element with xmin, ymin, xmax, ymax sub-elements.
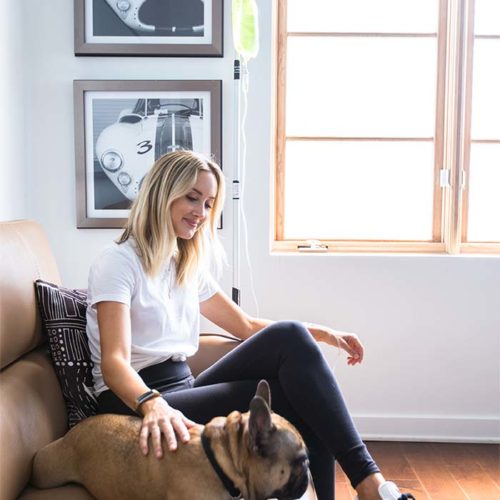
<box><xmin>284</xmin><ymin>140</ymin><xmax>434</xmax><ymax>240</ymax></box>
<box><xmin>286</xmin><ymin>37</ymin><xmax>437</xmax><ymax>138</ymax></box>
<box><xmin>467</xmin><ymin>143</ymin><xmax>500</xmax><ymax>242</ymax></box>
<box><xmin>474</xmin><ymin>0</ymin><xmax>500</xmax><ymax>36</ymax></box>
<box><xmin>471</xmin><ymin>39</ymin><xmax>500</xmax><ymax>140</ymax></box>
<box><xmin>287</xmin><ymin>0</ymin><xmax>438</xmax><ymax>33</ymax></box>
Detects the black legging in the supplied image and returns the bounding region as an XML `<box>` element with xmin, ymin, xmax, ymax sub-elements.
<box><xmin>97</xmin><ymin>321</ymin><xmax>379</xmax><ymax>499</ymax></box>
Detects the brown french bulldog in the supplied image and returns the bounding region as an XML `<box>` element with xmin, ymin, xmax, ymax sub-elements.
<box><xmin>31</xmin><ymin>380</ymin><xmax>311</xmax><ymax>500</ymax></box>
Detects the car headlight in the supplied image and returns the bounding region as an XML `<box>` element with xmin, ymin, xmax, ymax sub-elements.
<box><xmin>117</xmin><ymin>1</ymin><xmax>131</xmax><ymax>13</ymax></box>
<box><xmin>118</xmin><ymin>172</ymin><xmax>132</xmax><ymax>186</ymax></box>
<box><xmin>100</xmin><ymin>151</ymin><xmax>123</xmax><ymax>172</ymax></box>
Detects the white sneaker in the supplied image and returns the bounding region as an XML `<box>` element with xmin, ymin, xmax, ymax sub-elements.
<box><xmin>378</xmin><ymin>481</ymin><xmax>416</xmax><ymax>499</ymax></box>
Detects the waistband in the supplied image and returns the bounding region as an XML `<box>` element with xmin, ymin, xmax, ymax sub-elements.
<box><xmin>138</xmin><ymin>358</ymin><xmax>192</xmax><ymax>388</ymax></box>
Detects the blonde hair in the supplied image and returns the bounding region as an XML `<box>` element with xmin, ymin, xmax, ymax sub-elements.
<box><xmin>117</xmin><ymin>150</ymin><xmax>225</xmax><ymax>287</ymax></box>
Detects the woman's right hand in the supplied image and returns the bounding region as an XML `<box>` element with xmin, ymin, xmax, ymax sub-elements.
<box><xmin>139</xmin><ymin>396</ymin><xmax>196</xmax><ymax>458</ymax></box>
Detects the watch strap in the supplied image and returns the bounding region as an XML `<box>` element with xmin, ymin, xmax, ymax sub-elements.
<box><xmin>135</xmin><ymin>389</ymin><xmax>161</xmax><ymax>413</ymax></box>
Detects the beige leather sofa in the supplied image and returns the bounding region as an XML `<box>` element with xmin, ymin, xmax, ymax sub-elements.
<box><xmin>0</xmin><ymin>220</ymin><xmax>317</xmax><ymax>500</ymax></box>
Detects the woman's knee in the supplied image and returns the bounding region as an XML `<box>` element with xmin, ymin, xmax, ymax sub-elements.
<box><xmin>265</xmin><ymin>320</ymin><xmax>319</xmax><ymax>353</ymax></box>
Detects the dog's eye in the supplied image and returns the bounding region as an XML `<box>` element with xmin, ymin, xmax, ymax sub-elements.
<box><xmin>292</xmin><ymin>455</ymin><xmax>308</xmax><ymax>467</ymax></box>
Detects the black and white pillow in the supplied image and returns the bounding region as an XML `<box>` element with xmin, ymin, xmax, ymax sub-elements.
<box><xmin>34</xmin><ymin>280</ymin><xmax>97</xmax><ymax>427</ymax></box>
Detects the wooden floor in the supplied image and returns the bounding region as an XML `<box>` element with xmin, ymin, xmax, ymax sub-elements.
<box><xmin>334</xmin><ymin>442</ymin><xmax>500</xmax><ymax>500</ymax></box>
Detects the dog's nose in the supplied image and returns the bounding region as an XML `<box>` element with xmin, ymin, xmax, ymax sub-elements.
<box><xmin>272</xmin><ymin>466</ymin><xmax>310</xmax><ymax>500</ymax></box>
<box><xmin>292</xmin><ymin>470</ymin><xmax>310</xmax><ymax>499</ymax></box>
<box><xmin>289</xmin><ymin>464</ymin><xmax>310</xmax><ymax>498</ymax></box>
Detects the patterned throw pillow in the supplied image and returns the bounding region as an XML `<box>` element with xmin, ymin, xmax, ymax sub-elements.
<box><xmin>34</xmin><ymin>280</ymin><xmax>97</xmax><ymax>427</ymax></box>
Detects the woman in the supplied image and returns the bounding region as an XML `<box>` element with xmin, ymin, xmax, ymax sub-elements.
<box><xmin>87</xmin><ymin>150</ymin><xmax>414</xmax><ymax>500</ymax></box>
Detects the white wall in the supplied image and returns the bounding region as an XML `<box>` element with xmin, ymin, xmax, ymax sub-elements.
<box><xmin>11</xmin><ymin>0</ymin><xmax>500</xmax><ymax>442</ymax></box>
<box><xmin>0</xmin><ymin>0</ymin><xmax>27</xmax><ymax>220</ymax></box>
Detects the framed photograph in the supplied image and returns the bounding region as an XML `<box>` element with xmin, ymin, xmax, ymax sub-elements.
<box><xmin>74</xmin><ymin>80</ymin><xmax>222</xmax><ymax>228</ymax></box>
<box><xmin>74</xmin><ymin>0</ymin><xmax>223</xmax><ymax>56</ymax></box>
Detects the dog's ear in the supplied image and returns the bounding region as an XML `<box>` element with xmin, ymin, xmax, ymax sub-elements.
<box><xmin>249</xmin><ymin>395</ymin><xmax>274</xmax><ymax>456</ymax></box>
<box><xmin>255</xmin><ymin>379</ymin><xmax>271</xmax><ymax>408</ymax></box>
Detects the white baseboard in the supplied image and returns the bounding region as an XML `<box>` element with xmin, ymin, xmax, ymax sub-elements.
<box><xmin>353</xmin><ymin>414</ymin><xmax>500</xmax><ymax>443</ymax></box>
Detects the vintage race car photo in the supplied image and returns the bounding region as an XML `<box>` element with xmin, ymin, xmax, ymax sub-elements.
<box><xmin>95</xmin><ymin>98</ymin><xmax>205</xmax><ymax>204</ymax></box>
<box><xmin>103</xmin><ymin>0</ymin><xmax>205</xmax><ymax>35</ymax></box>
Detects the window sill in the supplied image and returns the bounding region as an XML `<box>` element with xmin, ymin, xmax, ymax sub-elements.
<box><xmin>272</xmin><ymin>240</ymin><xmax>500</xmax><ymax>255</ymax></box>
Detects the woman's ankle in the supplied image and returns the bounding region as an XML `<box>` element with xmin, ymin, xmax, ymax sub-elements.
<box><xmin>355</xmin><ymin>472</ymin><xmax>385</xmax><ymax>499</ymax></box>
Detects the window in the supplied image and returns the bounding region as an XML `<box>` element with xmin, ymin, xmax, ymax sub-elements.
<box><xmin>274</xmin><ymin>0</ymin><xmax>500</xmax><ymax>253</ymax></box>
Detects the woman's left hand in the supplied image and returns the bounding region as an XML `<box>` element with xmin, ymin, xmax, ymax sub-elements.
<box><xmin>333</xmin><ymin>332</ymin><xmax>364</xmax><ymax>365</ymax></box>
<box><xmin>306</xmin><ymin>323</ymin><xmax>364</xmax><ymax>365</ymax></box>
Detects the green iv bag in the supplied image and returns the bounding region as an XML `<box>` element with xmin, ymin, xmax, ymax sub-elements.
<box><xmin>232</xmin><ymin>0</ymin><xmax>259</xmax><ymax>61</ymax></box>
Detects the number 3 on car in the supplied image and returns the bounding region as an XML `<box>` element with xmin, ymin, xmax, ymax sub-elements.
<box><xmin>95</xmin><ymin>98</ymin><xmax>204</xmax><ymax>201</ymax></box>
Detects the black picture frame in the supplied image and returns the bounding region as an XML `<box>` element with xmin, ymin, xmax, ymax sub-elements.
<box><xmin>74</xmin><ymin>79</ymin><xmax>222</xmax><ymax>228</ymax></box>
<box><xmin>74</xmin><ymin>0</ymin><xmax>223</xmax><ymax>57</ymax></box>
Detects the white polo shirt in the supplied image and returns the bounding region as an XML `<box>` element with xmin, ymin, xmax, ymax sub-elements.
<box><xmin>86</xmin><ymin>239</ymin><xmax>219</xmax><ymax>395</ymax></box>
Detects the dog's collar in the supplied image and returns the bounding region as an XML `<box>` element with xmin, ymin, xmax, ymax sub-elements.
<box><xmin>201</xmin><ymin>431</ymin><xmax>242</xmax><ymax>499</ymax></box>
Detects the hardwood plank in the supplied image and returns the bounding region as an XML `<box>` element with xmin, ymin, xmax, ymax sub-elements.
<box><xmin>334</xmin><ymin>482</ymin><xmax>355</xmax><ymax>500</ymax></box>
<box><xmin>453</xmin><ymin>466</ymin><xmax>500</xmax><ymax>499</ymax></box>
<box><xmin>366</xmin><ymin>442</ymin><xmax>418</xmax><ymax>481</ymax></box>
<box><xmin>430</xmin><ymin>442</ymin><xmax>472</xmax><ymax>466</ymax></box>
<box><xmin>332</xmin><ymin>442</ymin><xmax>499</xmax><ymax>499</ymax></box>
<box><xmin>401</xmin><ymin>442</ymin><xmax>468</xmax><ymax>499</ymax></box>
<box><xmin>432</xmin><ymin>443</ymin><xmax>500</xmax><ymax>499</ymax></box>
<box><xmin>467</xmin><ymin>443</ymin><xmax>500</xmax><ymax>488</ymax></box>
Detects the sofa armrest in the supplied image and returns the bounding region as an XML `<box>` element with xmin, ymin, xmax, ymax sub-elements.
<box><xmin>188</xmin><ymin>333</ymin><xmax>241</xmax><ymax>377</ymax></box>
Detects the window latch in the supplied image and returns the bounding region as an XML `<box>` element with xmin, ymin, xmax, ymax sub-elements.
<box><xmin>440</xmin><ymin>169</ymin><xmax>467</xmax><ymax>188</ymax></box>
<box><xmin>297</xmin><ymin>240</ymin><xmax>328</xmax><ymax>252</ymax></box>
<box><xmin>440</xmin><ymin>169</ymin><xmax>451</xmax><ymax>188</ymax></box>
